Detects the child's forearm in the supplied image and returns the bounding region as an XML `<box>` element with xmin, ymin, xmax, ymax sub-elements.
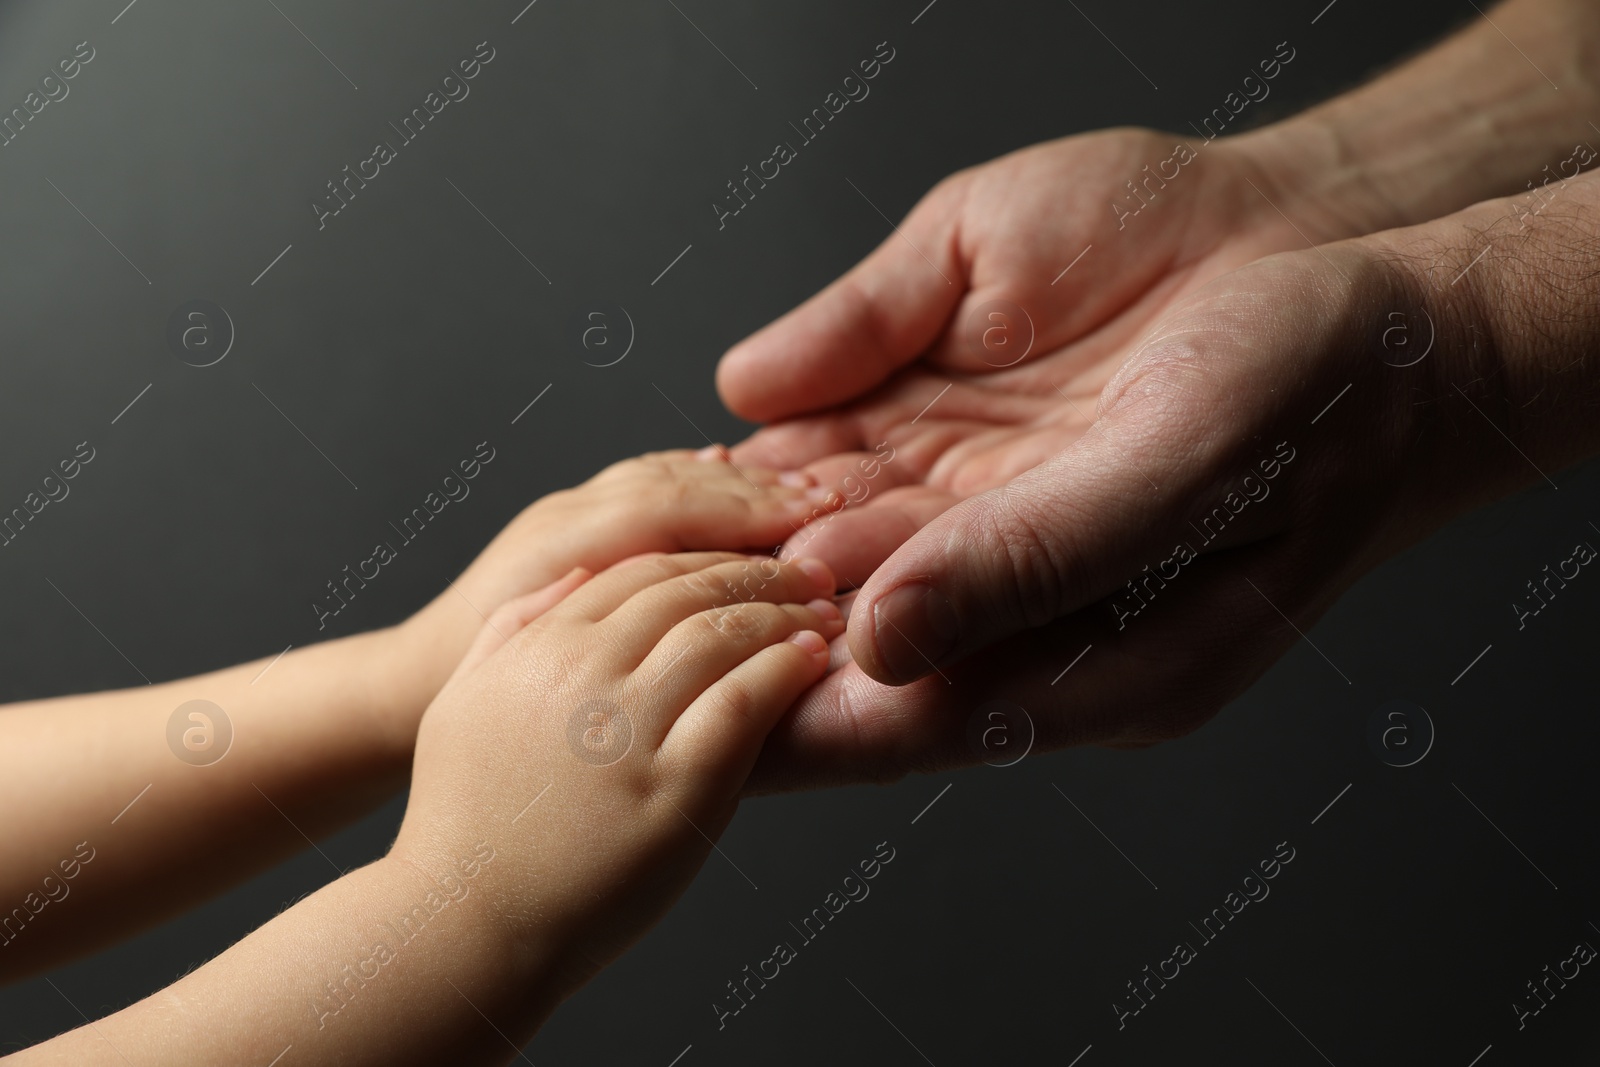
<box><xmin>0</xmin><ymin>623</ymin><xmax>443</xmax><ymax>982</ymax></box>
<box><xmin>9</xmin><ymin>545</ymin><xmax>840</xmax><ymax>1063</ymax></box>
<box><xmin>8</xmin><ymin>850</ymin><xmax>558</xmax><ymax>1067</ymax></box>
<box><xmin>0</xmin><ymin>451</ymin><xmax>821</xmax><ymax>983</ymax></box>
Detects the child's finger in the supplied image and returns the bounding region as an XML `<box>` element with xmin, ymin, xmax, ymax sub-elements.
<box><xmin>687</xmin><ymin>450</ymin><xmax>817</xmax><ymax>490</ymax></box>
<box><xmin>589</xmin><ymin>449</ymin><xmax>701</xmax><ymax>483</ymax></box>
<box><xmin>649</xmin><ymin>484</ymin><xmax>838</xmax><ymax>551</ymax></box>
<box><xmin>659</xmin><ymin>630</ymin><xmax>832</xmax><ymax>793</ymax></box>
<box><xmin>598</xmin><ymin>557</ymin><xmax>836</xmax><ymax>658</ymax></box>
<box><xmin>681</xmin><ymin>446</ymin><xmax>805</xmax><ymax>489</ymax></box>
<box><xmin>595</xmin><ymin>449</ymin><xmax>806</xmax><ymax>490</ymax></box>
<box><xmin>447</xmin><ymin>568</ymin><xmax>591</xmax><ymax>684</ymax></box>
<box><xmin>789</xmin><ymin>448</ymin><xmax>919</xmax><ymax>501</ymax></box>
<box><xmin>547</xmin><ymin>552</ymin><xmax>752</xmax><ymax>622</ymax></box>
<box><xmin>631</xmin><ymin>599</ymin><xmax>843</xmax><ymax>718</ymax></box>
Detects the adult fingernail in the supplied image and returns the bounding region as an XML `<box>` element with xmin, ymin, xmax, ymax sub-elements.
<box><xmin>786</xmin><ymin>630</ymin><xmax>829</xmax><ymax>658</ymax></box>
<box><xmin>779</xmin><ymin>470</ymin><xmax>813</xmax><ymax>487</ymax></box>
<box><xmin>805</xmin><ymin>597</ymin><xmax>842</xmax><ymax>622</ymax></box>
<box><xmin>794</xmin><ymin>557</ymin><xmax>835</xmax><ymax>591</ymax></box>
<box><xmin>872</xmin><ymin>582</ymin><xmax>958</xmax><ymax>684</ymax></box>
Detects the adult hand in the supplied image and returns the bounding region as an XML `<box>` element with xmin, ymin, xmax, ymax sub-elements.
<box><xmin>737</xmin><ymin>169</ymin><xmax>1600</xmax><ymax>791</ymax></box>
<box><xmin>720</xmin><ymin>2</ymin><xmax>1600</xmax><ymax>789</ymax></box>
<box><xmin>719</xmin><ymin>125</ymin><xmax>1383</xmax><ymax>587</ymax></box>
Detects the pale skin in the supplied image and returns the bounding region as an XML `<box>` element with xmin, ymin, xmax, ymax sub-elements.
<box><xmin>0</xmin><ymin>452</ymin><xmax>837</xmax><ymax>983</ymax></box>
<box><xmin>6</xmin><ymin>0</ymin><xmax>1600</xmax><ymax>1054</ymax></box>
<box><xmin>717</xmin><ymin>0</ymin><xmax>1600</xmax><ymax>790</ymax></box>
<box><xmin>9</xmin><ymin>549</ymin><xmax>843</xmax><ymax>1065</ymax></box>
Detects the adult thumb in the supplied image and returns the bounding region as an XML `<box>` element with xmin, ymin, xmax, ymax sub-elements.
<box><xmin>847</xmin><ymin>410</ymin><xmax>1269</xmax><ymax>685</ymax></box>
<box><xmin>716</xmin><ymin>176</ymin><xmax>968</xmax><ymax>424</ymax></box>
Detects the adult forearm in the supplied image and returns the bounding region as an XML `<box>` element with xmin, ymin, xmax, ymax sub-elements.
<box><xmin>1240</xmin><ymin>0</ymin><xmax>1600</xmax><ymax>236</ymax></box>
<box><xmin>1362</xmin><ymin>166</ymin><xmax>1600</xmax><ymax>549</ymax></box>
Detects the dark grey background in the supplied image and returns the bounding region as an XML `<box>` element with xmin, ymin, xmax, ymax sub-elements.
<box><xmin>1</xmin><ymin>0</ymin><xmax>1597</xmax><ymax>1062</ymax></box>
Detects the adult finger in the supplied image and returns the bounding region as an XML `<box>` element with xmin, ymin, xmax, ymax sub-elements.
<box><xmin>846</xmin><ymin>370</ymin><xmax>1296</xmax><ymax>685</ymax></box>
<box><xmin>728</xmin><ymin>414</ymin><xmax>869</xmax><ymax>470</ymax></box>
<box><xmin>779</xmin><ymin>485</ymin><xmax>959</xmax><ymax>590</ymax></box>
<box><xmin>746</xmin><ymin>544</ymin><xmax>1311</xmax><ymax>793</ymax></box>
<box><xmin>716</xmin><ymin>176</ymin><xmax>969</xmax><ymax>423</ymax></box>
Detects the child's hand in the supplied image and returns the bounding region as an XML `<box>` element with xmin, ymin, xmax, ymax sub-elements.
<box><xmin>7</xmin><ymin>553</ymin><xmax>840</xmax><ymax>1064</ymax></box>
<box><xmin>385</xmin><ymin>450</ymin><xmax>836</xmax><ymax>744</ymax></box>
<box><xmin>471</xmin><ymin>448</ymin><xmax>831</xmax><ymax>590</ymax></box>
<box><xmin>392</xmin><ymin>551</ymin><xmax>841</xmax><ymax>1001</ymax></box>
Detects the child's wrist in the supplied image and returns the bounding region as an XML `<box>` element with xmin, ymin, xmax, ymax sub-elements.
<box><xmin>395</xmin><ymin>543</ymin><xmax>575</xmax><ymax>688</ymax></box>
<box><xmin>380</xmin><ymin>836</ymin><xmax>575</xmax><ymax>1027</ymax></box>
<box><xmin>358</xmin><ymin>617</ymin><xmax>462</xmax><ymax>759</ymax></box>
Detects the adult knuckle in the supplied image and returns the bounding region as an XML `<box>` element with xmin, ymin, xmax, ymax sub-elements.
<box><xmin>969</xmin><ymin>490</ymin><xmax>1068</xmax><ymax>629</ymax></box>
<box><xmin>1099</xmin><ymin>332</ymin><xmax>1214</xmax><ymax>429</ymax></box>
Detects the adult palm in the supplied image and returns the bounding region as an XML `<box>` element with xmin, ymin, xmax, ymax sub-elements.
<box><xmin>721</xmin><ymin>126</ymin><xmax>1369</xmax><ymax>586</ymax></box>
<box><xmin>714</xmin><ymin>126</ymin><xmax>1402</xmax><ymax>792</ymax></box>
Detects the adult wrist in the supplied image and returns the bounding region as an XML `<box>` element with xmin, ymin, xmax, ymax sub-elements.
<box><xmin>1246</xmin><ymin>0</ymin><xmax>1600</xmax><ymax>238</ymax></box>
<box><xmin>1225</xmin><ymin>115</ymin><xmax>1408</xmax><ymax>242</ymax></box>
<box><xmin>1360</xmin><ymin>174</ymin><xmax>1600</xmax><ymax>539</ymax></box>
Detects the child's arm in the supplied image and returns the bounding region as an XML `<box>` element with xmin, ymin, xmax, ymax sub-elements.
<box><xmin>0</xmin><ymin>451</ymin><xmax>829</xmax><ymax>982</ymax></box>
<box><xmin>9</xmin><ymin>551</ymin><xmax>842</xmax><ymax>1065</ymax></box>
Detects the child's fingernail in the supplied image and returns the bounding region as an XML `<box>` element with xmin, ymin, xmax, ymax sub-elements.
<box><xmin>786</xmin><ymin>630</ymin><xmax>829</xmax><ymax>657</ymax></box>
<box><xmin>804</xmin><ymin>485</ymin><xmax>833</xmax><ymax>501</ymax></box>
<box><xmin>794</xmin><ymin>557</ymin><xmax>834</xmax><ymax>589</ymax></box>
<box><xmin>779</xmin><ymin>470</ymin><xmax>814</xmax><ymax>487</ymax></box>
<box><xmin>806</xmin><ymin>597</ymin><xmax>842</xmax><ymax>622</ymax></box>
<box><xmin>695</xmin><ymin>445</ymin><xmax>726</xmax><ymax>461</ymax></box>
